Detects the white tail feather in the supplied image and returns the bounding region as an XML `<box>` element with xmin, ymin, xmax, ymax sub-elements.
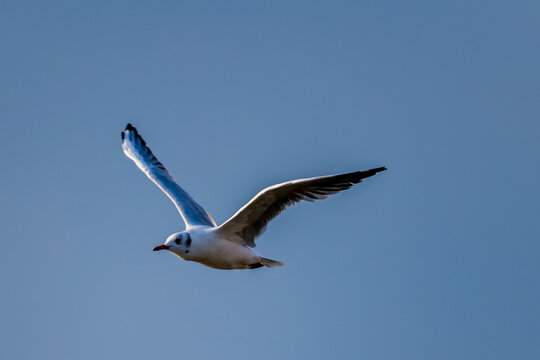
<box><xmin>260</xmin><ymin>257</ymin><xmax>285</xmax><ymax>268</ymax></box>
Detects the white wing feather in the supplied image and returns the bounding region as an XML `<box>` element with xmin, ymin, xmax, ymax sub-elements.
<box><xmin>121</xmin><ymin>124</ymin><xmax>216</xmax><ymax>228</ymax></box>
<box><xmin>217</xmin><ymin>168</ymin><xmax>386</xmax><ymax>247</ymax></box>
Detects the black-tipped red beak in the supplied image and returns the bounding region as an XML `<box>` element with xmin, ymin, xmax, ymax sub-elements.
<box><xmin>153</xmin><ymin>244</ymin><xmax>170</xmax><ymax>252</ymax></box>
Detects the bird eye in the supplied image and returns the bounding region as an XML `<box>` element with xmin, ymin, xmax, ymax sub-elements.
<box><xmin>175</xmin><ymin>238</ymin><xmax>182</xmax><ymax>245</ymax></box>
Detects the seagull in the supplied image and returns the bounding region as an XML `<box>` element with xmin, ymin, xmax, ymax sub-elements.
<box><xmin>121</xmin><ymin>124</ymin><xmax>386</xmax><ymax>270</ymax></box>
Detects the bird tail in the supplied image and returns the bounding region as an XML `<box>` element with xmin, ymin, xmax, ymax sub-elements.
<box><xmin>260</xmin><ymin>257</ymin><xmax>285</xmax><ymax>268</ymax></box>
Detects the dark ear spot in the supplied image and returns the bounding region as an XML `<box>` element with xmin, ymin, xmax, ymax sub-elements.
<box><xmin>186</xmin><ymin>234</ymin><xmax>191</xmax><ymax>247</ymax></box>
<box><xmin>175</xmin><ymin>238</ymin><xmax>182</xmax><ymax>245</ymax></box>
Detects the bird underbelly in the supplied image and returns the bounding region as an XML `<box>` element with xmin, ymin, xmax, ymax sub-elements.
<box><xmin>190</xmin><ymin>241</ymin><xmax>260</xmax><ymax>270</ymax></box>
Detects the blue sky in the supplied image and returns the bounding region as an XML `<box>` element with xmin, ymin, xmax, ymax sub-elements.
<box><xmin>1</xmin><ymin>1</ymin><xmax>539</xmax><ymax>359</ymax></box>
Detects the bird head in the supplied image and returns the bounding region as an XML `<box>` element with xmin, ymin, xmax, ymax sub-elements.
<box><xmin>153</xmin><ymin>231</ymin><xmax>192</xmax><ymax>258</ymax></box>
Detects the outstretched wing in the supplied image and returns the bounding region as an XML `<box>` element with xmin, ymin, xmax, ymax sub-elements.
<box><xmin>216</xmin><ymin>167</ymin><xmax>386</xmax><ymax>247</ymax></box>
<box><xmin>121</xmin><ymin>124</ymin><xmax>216</xmax><ymax>228</ymax></box>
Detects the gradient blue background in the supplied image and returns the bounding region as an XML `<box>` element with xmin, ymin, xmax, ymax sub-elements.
<box><xmin>1</xmin><ymin>1</ymin><xmax>539</xmax><ymax>359</ymax></box>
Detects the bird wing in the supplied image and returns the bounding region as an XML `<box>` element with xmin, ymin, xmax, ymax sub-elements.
<box><xmin>121</xmin><ymin>124</ymin><xmax>216</xmax><ymax>228</ymax></box>
<box><xmin>216</xmin><ymin>167</ymin><xmax>386</xmax><ymax>247</ymax></box>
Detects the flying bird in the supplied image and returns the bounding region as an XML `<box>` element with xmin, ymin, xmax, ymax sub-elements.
<box><xmin>121</xmin><ymin>124</ymin><xmax>386</xmax><ymax>270</ymax></box>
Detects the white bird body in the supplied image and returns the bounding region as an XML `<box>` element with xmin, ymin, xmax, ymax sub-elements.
<box><xmin>121</xmin><ymin>124</ymin><xmax>385</xmax><ymax>270</ymax></box>
<box><xmin>165</xmin><ymin>226</ymin><xmax>265</xmax><ymax>270</ymax></box>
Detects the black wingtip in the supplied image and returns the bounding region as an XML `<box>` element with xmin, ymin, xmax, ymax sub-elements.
<box><xmin>370</xmin><ymin>166</ymin><xmax>387</xmax><ymax>176</ymax></box>
<box><xmin>356</xmin><ymin>166</ymin><xmax>387</xmax><ymax>181</ymax></box>
<box><xmin>121</xmin><ymin>131</ymin><xmax>125</xmax><ymax>140</ymax></box>
<box><xmin>123</xmin><ymin>123</ymin><xmax>148</xmax><ymax>147</ymax></box>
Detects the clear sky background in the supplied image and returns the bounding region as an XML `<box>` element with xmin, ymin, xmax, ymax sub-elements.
<box><xmin>1</xmin><ymin>1</ymin><xmax>539</xmax><ymax>359</ymax></box>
